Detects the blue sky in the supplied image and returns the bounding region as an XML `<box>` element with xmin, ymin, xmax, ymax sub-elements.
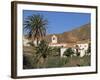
<box><xmin>23</xmin><ymin>10</ymin><xmax>90</xmax><ymax>34</ymax></box>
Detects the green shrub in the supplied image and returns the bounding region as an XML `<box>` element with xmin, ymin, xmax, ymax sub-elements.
<box><xmin>58</xmin><ymin>57</ymin><xmax>68</xmax><ymax>67</ymax></box>
<box><xmin>63</xmin><ymin>48</ymin><xmax>74</xmax><ymax>57</ymax></box>
<box><xmin>49</xmin><ymin>47</ymin><xmax>60</xmax><ymax>56</ymax></box>
<box><xmin>23</xmin><ymin>54</ymin><xmax>35</xmax><ymax>69</ymax></box>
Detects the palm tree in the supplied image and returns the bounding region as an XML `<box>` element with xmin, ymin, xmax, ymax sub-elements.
<box><xmin>24</xmin><ymin>14</ymin><xmax>48</xmax><ymax>46</ymax></box>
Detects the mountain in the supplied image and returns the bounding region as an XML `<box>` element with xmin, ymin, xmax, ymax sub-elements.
<box><xmin>45</xmin><ymin>23</ymin><xmax>91</xmax><ymax>43</ymax></box>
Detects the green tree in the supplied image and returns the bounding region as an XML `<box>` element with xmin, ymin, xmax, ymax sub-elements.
<box><xmin>24</xmin><ymin>14</ymin><xmax>48</xmax><ymax>46</ymax></box>
<box><xmin>63</xmin><ymin>48</ymin><xmax>74</xmax><ymax>57</ymax></box>
<box><xmin>34</xmin><ymin>40</ymin><xmax>51</xmax><ymax>68</ymax></box>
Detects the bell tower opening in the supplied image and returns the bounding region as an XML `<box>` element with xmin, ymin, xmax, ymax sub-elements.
<box><xmin>52</xmin><ymin>35</ymin><xmax>57</xmax><ymax>44</ymax></box>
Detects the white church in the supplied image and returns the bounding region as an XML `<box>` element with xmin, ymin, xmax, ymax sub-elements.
<box><xmin>23</xmin><ymin>35</ymin><xmax>89</xmax><ymax>57</ymax></box>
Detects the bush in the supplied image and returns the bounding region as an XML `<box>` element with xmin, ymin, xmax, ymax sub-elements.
<box><xmin>23</xmin><ymin>54</ymin><xmax>35</xmax><ymax>69</ymax></box>
<box><xmin>76</xmin><ymin>52</ymin><xmax>80</xmax><ymax>56</ymax></box>
<box><xmin>49</xmin><ymin>47</ymin><xmax>60</xmax><ymax>56</ymax></box>
<box><xmin>87</xmin><ymin>43</ymin><xmax>91</xmax><ymax>54</ymax></box>
<box><xmin>58</xmin><ymin>57</ymin><xmax>68</xmax><ymax>67</ymax></box>
<box><xmin>46</xmin><ymin>56</ymin><xmax>67</xmax><ymax>68</ymax></box>
<box><xmin>63</xmin><ymin>48</ymin><xmax>74</xmax><ymax>57</ymax></box>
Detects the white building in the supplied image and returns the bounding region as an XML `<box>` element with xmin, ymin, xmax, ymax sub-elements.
<box><xmin>23</xmin><ymin>34</ymin><xmax>90</xmax><ymax>57</ymax></box>
<box><xmin>33</xmin><ymin>40</ymin><xmax>41</xmax><ymax>46</ymax></box>
<box><xmin>74</xmin><ymin>43</ymin><xmax>89</xmax><ymax>57</ymax></box>
<box><xmin>49</xmin><ymin>35</ymin><xmax>67</xmax><ymax>47</ymax></box>
<box><xmin>48</xmin><ymin>35</ymin><xmax>89</xmax><ymax>57</ymax></box>
<box><xmin>23</xmin><ymin>36</ymin><xmax>30</xmax><ymax>46</ymax></box>
<box><xmin>60</xmin><ymin>48</ymin><xmax>67</xmax><ymax>57</ymax></box>
<box><xmin>23</xmin><ymin>36</ymin><xmax>41</xmax><ymax>47</ymax></box>
<box><xmin>60</xmin><ymin>47</ymin><xmax>76</xmax><ymax>57</ymax></box>
<box><xmin>60</xmin><ymin>43</ymin><xmax>89</xmax><ymax>57</ymax></box>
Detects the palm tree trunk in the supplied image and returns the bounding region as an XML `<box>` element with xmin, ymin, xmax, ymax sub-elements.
<box><xmin>36</xmin><ymin>38</ymin><xmax>39</xmax><ymax>46</ymax></box>
<box><xmin>43</xmin><ymin>58</ymin><xmax>47</xmax><ymax>68</ymax></box>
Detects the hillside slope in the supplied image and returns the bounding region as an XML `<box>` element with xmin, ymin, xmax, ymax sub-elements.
<box><xmin>46</xmin><ymin>23</ymin><xmax>91</xmax><ymax>43</ymax></box>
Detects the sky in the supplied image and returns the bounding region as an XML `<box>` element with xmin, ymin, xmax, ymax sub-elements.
<box><xmin>23</xmin><ymin>10</ymin><xmax>91</xmax><ymax>34</ymax></box>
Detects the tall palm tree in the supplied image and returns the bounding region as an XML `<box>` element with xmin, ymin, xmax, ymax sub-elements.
<box><xmin>24</xmin><ymin>14</ymin><xmax>48</xmax><ymax>46</ymax></box>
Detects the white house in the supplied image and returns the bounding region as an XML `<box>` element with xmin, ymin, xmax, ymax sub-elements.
<box><xmin>60</xmin><ymin>43</ymin><xmax>89</xmax><ymax>57</ymax></box>
<box><xmin>74</xmin><ymin>43</ymin><xmax>89</xmax><ymax>57</ymax></box>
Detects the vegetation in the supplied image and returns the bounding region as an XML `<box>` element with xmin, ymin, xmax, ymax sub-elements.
<box><xmin>49</xmin><ymin>47</ymin><xmax>60</xmax><ymax>56</ymax></box>
<box><xmin>24</xmin><ymin>14</ymin><xmax>48</xmax><ymax>46</ymax></box>
<box><xmin>23</xmin><ymin>54</ymin><xmax>34</xmax><ymax>69</ymax></box>
<box><xmin>63</xmin><ymin>48</ymin><xmax>74</xmax><ymax>57</ymax></box>
<box><xmin>87</xmin><ymin>43</ymin><xmax>91</xmax><ymax>54</ymax></box>
<box><xmin>23</xmin><ymin>54</ymin><xmax>91</xmax><ymax>69</ymax></box>
<box><xmin>34</xmin><ymin>40</ymin><xmax>51</xmax><ymax>67</ymax></box>
<box><xmin>23</xmin><ymin>14</ymin><xmax>91</xmax><ymax>69</ymax></box>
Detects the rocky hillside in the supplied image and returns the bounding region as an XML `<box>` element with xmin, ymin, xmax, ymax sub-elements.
<box><xmin>45</xmin><ymin>23</ymin><xmax>91</xmax><ymax>43</ymax></box>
